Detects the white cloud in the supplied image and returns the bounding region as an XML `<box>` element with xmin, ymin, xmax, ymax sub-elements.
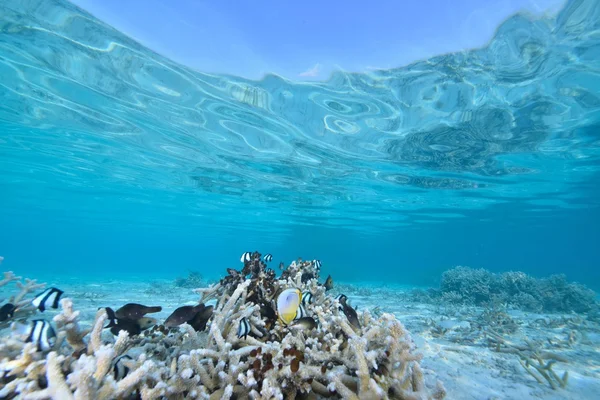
<box><xmin>299</xmin><ymin>63</ymin><xmax>322</xmax><ymax>77</ymax></box>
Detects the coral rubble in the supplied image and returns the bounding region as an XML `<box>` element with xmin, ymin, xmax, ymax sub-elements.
<box><xmin>0</xmin><ymin>256</ymin><xmax>445</xmax><ymax>399</ymax></box>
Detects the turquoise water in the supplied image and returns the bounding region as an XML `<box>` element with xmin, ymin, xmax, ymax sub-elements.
<box><xmin>0</xmin><ymin>0</ymin><xmax>599</xmax><ymax>287</ymax></box>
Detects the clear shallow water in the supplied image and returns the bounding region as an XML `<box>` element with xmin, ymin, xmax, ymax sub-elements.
<box><xmin>0</xmin><ymin>0</ymin><xmax>599</xmax><ymax>287</ymax></box>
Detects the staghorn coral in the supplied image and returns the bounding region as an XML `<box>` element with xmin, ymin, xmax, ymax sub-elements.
<box><xmin>436</xmin><ymin>266</ymin><xmax>599</xmax><ymax>314</ymax></box>
<box><xmin>0</xmin><ymin>259</ymin><xmax>446</xmax><ymax>399</ymax></box>
<box><xmin>485</xmin><ymin>329</ymin><xmax>569</xmax><ymax>390</ymax></box>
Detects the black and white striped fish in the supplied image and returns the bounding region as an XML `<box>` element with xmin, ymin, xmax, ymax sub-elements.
<box><xmin>301</xmin><ymin>291</ymin><xmax>313</xmax><ymax>306</ymax></box>
<box><xmin>113</xmin><ymin>354</ymin><xmax>133</xmax><ymax>380</ymax></box>
<box><xmin>294</xmin><ymin>304</ymin><xmax>307</xmax><ymax>320</ymax></box>
<box><xmin>263</xmin><ymin>254</ymin><xmax>273</xmax><ymax>262</ymax></box>
<box><xmin>12</xmin><ymin>319</ymin><xmax>56</xmax><ymax>351</ymax></box>
<box><xmin>237</xmin><ymin>317</ymin><xmax>251</xmax><ymax>340</ymax></box>
<box><xmin>335</xmin><ymin>294</ymin><xmax>348</xmax><ymax>311</ymax></box>
<box><xmin>240</xmin><ymin>252</ymin><xmax>252</xmax><ymax>263</ymax></box>
<box><xmin>313</xmin><ymin>260</ymin><xmax>322</xmax><ymax>269</ymax></box>
<box><xmin>32</xmin><ymin>287</ymin><xmax>64</xmax><ymax>312</ymax></box>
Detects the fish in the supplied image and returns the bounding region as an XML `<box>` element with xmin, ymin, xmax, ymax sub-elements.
<box><xmin>0</xmin><ymin>303</ymin><xmax>16</xmax><ymax>322</ymax></box>
<box><xmin>341</xmin><ymin>303</ymin><xmax>361</xmax><ymax>331</ymax></box>
<box><xmin>323</xmin><ymin>275</ymin><xmax>334</xmax><ymax>291</ymax></box>
<box><xmin>290</xmin><ymin>316</ymin><xmax>317</xmax><ymax>330</ymax></box>
<box><xmin>113</xmin><ymin>354</ymin><xmax>132</xmax><ymax>380</ymax></box>
<box><xmin>259</xmin><ymin>302</ymin><xmax>276</xmax><ymax>321</ymax></box>
<box><xmin>294</xmin><ymin>304</ymin><xmax>307</xmax><ymax>320</ymax></box>
<box><xmin>12</xmin><ymin>319</ymin><xmax>56</xmax><ymax>351</ymax></box>
<box><xmin>103</xmin><ymin>307</ymin><xmax>153</xmax><ymax>336</ymax></box>
<box><xmin>237</xmin><ymin>317</ymin><xmax>251</xmax><ymax>340</ymax></box>
<box><xmin>276</xmin><ymin>288</ymin><xmax>302</xmax><ymax>325</ymax></box>
<box><xmin>301</xmin><ymin>292</ymin><xmax>313</xmax><ymax>306</ymax></box>
<box><xmin>313</xmin><ymin>260</ymin><xmax>322</xmax><ymax>269</ymax></box>
<box><xmin>32</xmin><ymin>287</ymin><xmax>64</xmax><ymax>312</ymax></box>
<box><xmin>279</xmin><ymin>262</ymin><xmax>285</xmax><ymax>270</ymax></box>
<box><xmin>263</xmin><ymin>254</ymin><xmax>273</xmax><ymax>262</ymax></box>
<box><xmin>164</xmin><ymin>304</ymin><xmax>206</xmax><ymax>328</ymax></box>
<box><xmin>0</xmin><ymin>256</ymin><xmax>4</xmax><ymax>264</ymax></box>
<box><xmin>335</xmin><ymin>294</ymin><xmax>348</xmax><ymax>310</ymax></box>
<box><xmin>136</xmin><ymin>317</ymin><xmax>157</xmax><ymax>330</ymax></box>
<box><xmin>115</xmin><ymin>303</ymin><xmax>162</xmax><ymax>320</ymax></box>
<box><xmin>240</xmin><ymin>252</ymin><xmax>252</xmax><ymax>263</ymax></box>
<box><xmin>188</xmin><ymin>305</ymin><xmax>213</xmax><ymax>332</ymax></box>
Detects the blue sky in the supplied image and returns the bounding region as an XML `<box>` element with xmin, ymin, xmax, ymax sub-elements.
<box><xmin>71</xmin><ymin>0</ymin><xmax>566</xmax><ymax>81</ymax></box>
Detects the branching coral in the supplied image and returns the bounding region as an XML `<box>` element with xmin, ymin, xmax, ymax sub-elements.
<box><xmin>437</xmin><ymin>266</ymin><xmax>599</xmax><ymax>313</ymax></box>
<box><xmin>485</xmin><ymin>328</ymin><xmax>569</xmax><ymax>390</ymax></box>
<box><xmin>0</xmin><ymin>259</ymin><xmax>446</xmax><ymax>399</ymax></box>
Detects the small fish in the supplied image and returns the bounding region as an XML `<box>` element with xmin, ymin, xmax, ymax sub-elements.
<box><xmin>32</xmin><ymin>287</ymin><xmax>64</xmax><ymax>312</ymax></box>
<box><xmin>341</xmin><ymin>303</ymin><xmax>361</xmax><ymax>331</ymax></box>
<box><xmin>115</xmin><ymin>303</ymin><xmax>161</xmax><ymax>320</ymax></box>
<box><xmin>136</xmin><ymin>317</ymin><xmax>157</xmax><ymax>330</ymax></box>
<box><xmin>240</xmin><ymin>252</ymin><xmax>252</xmax><ymax>263</ymax></box>
<box><xmin>103</xmin><ymin>307</ymin><xmax>149</xmax><ymax>336</ymax></box>
<box><xmin>164</xmin><ymin>304</ymin><xmax>205</xmax><ymax>328</ymax></box>
<box><xmin>113</xmin><ymin>354</ymin><xmax>132</xmax><ymax>380</ymax></box>
<box><xmin>323</xmin><ymin>275</ymin><xmax>333</xmax><ymax>291</ymax></box>
<box><xmin>290</xmin><ymin>316</ymin><xmax>317</xmax><ymax>330</ymax></box>
<box><xmin>263</xmin><ymin>254</ymin><xmax>273</xmax><ymax>262</ymax></box>
<box><xmin>237</xmin><ymin>317</ymin><xmax>251</xmax><ymax>340</ymax></box>
<box><xmin>12</xmin><ymin>319</ymin><xmax>56</xmax><ymax>351</ymax></box>
<box><xmin>301</xmin><ymin>292</ymin><xmax>313</xmax><ymax>306</ymax></box>
<box><xmin>0</xmin><ymin>303</ymin><xmax>16</xmax><ymax>322</ymax></box>
<box><xmin>259</xmin><ymin>301</ymin><xmax>276</xmax><ymax>322</ymax></box>
<box><xmin>335</xmin><ymin>294</ymin><xmax>348</xmax><ymax>310</ymax></box>
<box><xmin>188</xmin><ymin>305</ymin><xmax>213</xmax><ymax>332</ymax></box>
<box><xmin>294</xmin><ymin>304</ymin><xmax>307</xmax><ymax>320</ymax></box>
<box><xmin>279</xmin><ymin>262</ymin><xmax>285</xmax><ymax>270</ymax></box>
<box><xmin>276</xmin><ymin>288</ymin><xmax>302</xmax><ymax>325</ymax></box>
<box><xmin>313</xmin><ymin>260</ymin><xmax>322</xmax><ymax>269</ymax></box>
<box><xmin>0</xmin><ymin>256</ymin><xmax>4</xmax><ymax>264</ymax></box>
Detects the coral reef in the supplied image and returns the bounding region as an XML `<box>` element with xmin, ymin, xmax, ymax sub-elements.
<box><xmin>0</xmin><ymin>256</ymin><xmax>446</xmax><ymax>399</ymax></box>
<box><xmin>174</xmin><ymin>271</ymin><xmax>206</xmax><ymax>289</ymax></box>
<box><xmin>433</xmin><ymin>266</ymin><xmax>598</xmax><ymax>313</ymax></box>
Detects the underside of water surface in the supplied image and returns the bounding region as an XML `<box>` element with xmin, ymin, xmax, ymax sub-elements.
<box><xmin>0</xmin><ymin>0</ymin><xmax>599</xmax><ymax>284</ymax></box>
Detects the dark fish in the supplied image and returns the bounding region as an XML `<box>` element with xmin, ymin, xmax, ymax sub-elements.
<box><xmin>313</xmin><ymin>260</ymin><xmax>322</xmax><ymax>269</ymax></box>
<box><xmin>290</xmin><ymin>316</ymin><xmax>317</xmax><ymax>330</ymax></box>
<box><xmin>12</xmin><ymin>319</ymin><xmax>56</xmax><ymax>351</ymax></box>
<box><xmin>0</xmin><ymin>303</ymin><xmax>16</xmax><ymax>322</ymax></box>
<box><xmin>240</xmin><ymin>252</ymin><xmax>252</xmax><ymax>262</ymax></box>
<box><xmin>32</xmin><ymin>287</ymin><xmax>64</xmax><ymax>312</ymax></box>
<box><xmin>301</xmin><ymin>292</ymin><xmax>313</xmax><ymax>306</ymax></box>
<box><xmin>103</xmin><ymin>307</ymin><xmax>148</xmax><ymax>336</ymax></box>
<box><xmin>113</xmin><ymin>354</ymin><xmax>132</xmax><ymax>380</ymax></box>
<box><xmin>115</xmin><ymin>303</ymin><xmax>161</xmax><ymax>320</ymax></box>
<box><xmin>300</xmin><ymin>272</ymin><xmax>314</xmax><ymax>283</ymax></box>
<box><xmin>188</xmin><ymin>305</ymin><xmax>213</xmax><ymax>332</ymax></box>
<box><xmin>341</xmin><ymin>303</ymin><xmax>361</xmax><ymax>330</ymax></box>
<box><xmin>279</xmin><ymin>262</ymin><xmax>285</xmax><ymax>270</ymax></box>
<box><xmin>237</xmin><ymin>317</ymin><xmax>251</xmax><ymax>340</ymax></box>
<box><xmin>323</xmin><ymin>275</ymin><xmax>333</xmax><ymax>291</ymax></box>
<box><xmin>259</xmin><ymin>302</ymin><xmax>276</xmax><ymax>321</ymax></box>
<box><xmin>263</xmin><ymin>254</ymin><xmax>273</xmax><ymax>262</ymax></box>
<box><xmin>136</xmin><ymin>317</ymin><xmax>157</xmax><ymax>330</ymax></box>
<box><xmin>164</xmin><ymin>304</ymin><xmax>205</xmax><ymax>328</ymax></box>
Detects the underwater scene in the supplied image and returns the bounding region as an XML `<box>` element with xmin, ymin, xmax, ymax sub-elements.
<box><xmin>1</xmin><ymin>0</ymin><xmax>600</xmax><ymax>399</ymax></box>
